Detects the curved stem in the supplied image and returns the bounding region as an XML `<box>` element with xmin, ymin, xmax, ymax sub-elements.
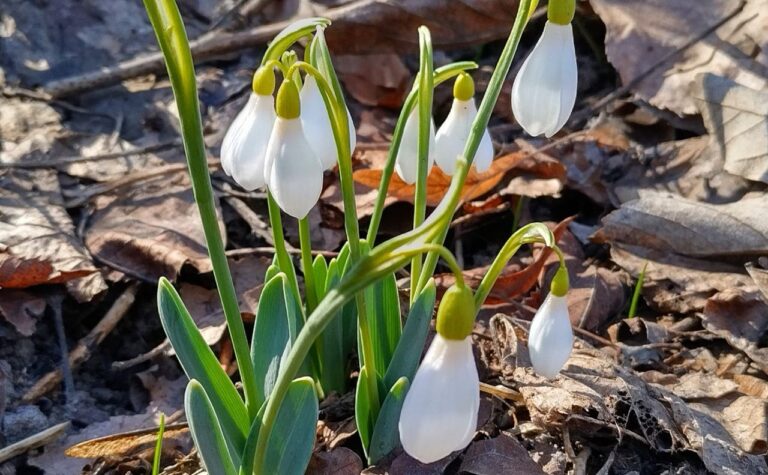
<box><xmin>415</xmin><ymin>0</ymin><xmax>534</xmax><ymax>294</ymax></box>
<box><xmin>143</xmin><ymin>0</ymin><xmax>259</xmax><ymax>418</ymax></box>
<box><xmin>266</xmin><ymin>193</ymin><xmax>302</xmax><ymax>306</ymax></box>
<box><xmin>365</xmin><ymin>62</ymin><xmax>478</xmax><ymax>244</ymax></box>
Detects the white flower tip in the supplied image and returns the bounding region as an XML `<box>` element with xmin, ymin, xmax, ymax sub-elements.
<box><xmin>511</xmin><ymin>21</ymin><xmax>577</xmax><ymax>138</ymax></box>
<box><xmin>265</xmin><ymin>118</ymin><xmax>323</xmax><ymax>219</ymax></box>
<box><xmin>528</xmin><ymin>294</ymin><xmax>574</xmax><ymax>378</ymax></box>
<box><xmin>399</xmin><ymin>335</ymin><xmax>479</xmax><ymax>463</ymax></box>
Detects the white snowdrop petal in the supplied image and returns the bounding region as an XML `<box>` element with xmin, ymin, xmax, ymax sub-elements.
<box><xmin>511</xmin><ymin>22</ymin><xmax>578</xmax><ymax>138</ymax></box>
<box><xmin>230</xmin><ymin>95</ymin><xmax>275</xmax><ymax>191</ymax></box>
<box><xmin>394</xmin><ymin>108</ymin><xmax>436</xmax><ymax>185</ymax></box>
<box><xmin>265</xmin><ymin>118</ymin><xmax>323</xmax><ymax>219</ymax></box>
<box><xmin>528</xmin><ymin>294</ymin><xmax>573</xmax><ymax>378</ymax></box>
<box><xmin>474</xmin><ymin>128</ymin><xmax>495</xmax><ymax>173</ymax></box>
<box><xmin>300</xmin><ymin>76</ymin><xmax>357</xmax><ymax>170</ymax></box>
<box><xmin>300</xmin><ymin>76</ymin><xmax>336</xmax><ymax>170</ymax></box>
<box><xmin>434</xmin><ymin>99</ymin><xmax>472</xmax><ymax>176</ymax></box>
<box><xmin>399</xmin><ymin>335</ymin><xmax>479</xmax><ymax>464</ymax></box>
<box><xmin>221</xmin><ymin>94</ymin><xmax>259</xmax><ymax>176</ymax></box>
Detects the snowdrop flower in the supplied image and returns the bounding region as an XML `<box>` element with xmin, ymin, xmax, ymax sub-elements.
<box><xmin>263</xmin><ymin>80</ymin><xmax>324</xmax><ymax>219</ymax></box>
<box><xmin>399</xmin><ymin>285</ymin><xmax>479</xmax><ymax>464</ymax></box>
<box><xmin>435</xmin><ymin>73</ymin><xmax>494</xmax><ymax>174</ymax></box>
<box><xmin>300</xmin><ymin>75</ymin><xmax>357</xmax><ymax>170</ymax></box>
<box><xmin>394</xmin><ymin>107</ymin><xmax>436</xmax><ymax>185</ymax></box>
<box><xmin>511</xmin><ymin>0</ymin><xmax>577</xmax><ymax>138</ymax></box>
<box><xmin>220</xmin><ymin>67</ymin><xmax>277</xmax><ymax>190</ymax></box>
<box><xmin>528</xmin><ymin>265</ymin><xmax>573</xmax><ymax>378</ymax></box>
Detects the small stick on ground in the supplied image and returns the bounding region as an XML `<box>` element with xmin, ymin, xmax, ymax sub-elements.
<box><xmin>22</xmin><ymin>284</ymin><xmax>140</xmax><ymax>403</ymax></box>
<box><xmin>0</xmin><ymin>422</ymin><xmax>70</xmax><ymax>464</ymax></box>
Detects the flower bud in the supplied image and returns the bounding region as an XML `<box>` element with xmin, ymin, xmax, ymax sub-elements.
<box><xmin>511</xmin><ymin>20</ymin><xmax>577</xmax><ymax>138</ymax></box>
<box><xmin>435</xmin><ymin>74</ymin><xmax>494</xmax><ymax>175</ymax></box>
<box><xmin>394</xmin><ymin>108</ymin><xmax>436</xmax><ymax>185</ymax></box>
<box><xmin>528</xmin><ymin>266</ymin><xmax>573</xmax><ymax>378</ymax></box>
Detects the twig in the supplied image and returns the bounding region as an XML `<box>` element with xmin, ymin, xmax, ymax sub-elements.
<box><xmin>0</xmin><ymin>422</ymin><xmax>71</xmax><ymax>464</ymax></box>
<box><xmin>0</xmin><ymin>139</ymin><xmax>182</xmax><ymax>170</ymax></box>
<box><xmin>112</xmin><ymin>342</ymin><xmax>169</xmax><ymax>371</ymax></box>
<box><xmin>570</xmin><ymin>0</ymin><xmax>747</xmax><ymax>123</ymax></box>
<box><xmin>22</xmin><ymin>284</ymin><xmax>139</xmax><ymax>403</ymax></box>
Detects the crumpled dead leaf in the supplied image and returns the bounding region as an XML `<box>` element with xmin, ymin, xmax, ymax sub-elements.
<box><xmin>84</xmin><ymin>171</ymin><xmax>221</xmax><ymax>282</ymax></box>
<box><xmin>694</xmin><ymin>73</ymin><xmax>768</xmax><ymax>185</ymax></box>
<box><xmin>596</xmin><ymin>191</ymin><xmax>768</xmax><ymax>258</ymax></box>
<box><xmin>591</xmin><ymin>0</ymin><xmax>768</xmax><ymax>115</ymax></box>
<box><xmin>0</xmin><ymin>168</ymin><xmax>106</xmax><ymax>301</ymax></box>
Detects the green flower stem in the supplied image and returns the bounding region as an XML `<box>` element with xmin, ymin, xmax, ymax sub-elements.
<box><xmin>252</xmin><ymin>242</ymin><xmax>461</xmax><ymax>473</ymax></box>
<box><xmin>288</xmin><ymin>59</ymin><xmax>381</xmax><ymax>414</ymax></box>
<box><xmin>298</xmin><ymin>217</ymin><xmax>318</xmax><ymax>312</ymax></box>
<box><xmin>410</xmin><ymin>27</ymin><xmax>435</xmax><ymax>304</ymax></box>
<box><xmin>365</xmin><ymin>61</ymin><xmax>478</xmax><ymax>244</ymax></box>
<box><xmin>267</xmin><ymin>193</ymin><xmax>302</xmax><ymax>305</ymax></box>
<box><xmin>415</xmin><ymin>0</ymin><xmax>534</xmax><ymax>295</ymax></box>
<box><xmin>143</xmin><ymin>0</ymin><xmax>259</xmax><ymax>418</ymax></box>
<box><xmin>472</xmin><ymin>223</ymin><xmax>555</xmax><ymax>311</ymax></box>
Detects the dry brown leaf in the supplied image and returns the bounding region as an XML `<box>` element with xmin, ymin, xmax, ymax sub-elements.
<box><xmin>745</xmin><ymin>262</ymin><xmax>768</xmax><ymax>301</ymax></box>
<box><xmin>701</xmin><ymin>288</ymin><xmax>768</xmax><ymax>373</ymax></box>
<box><xmin>326</xmin><ymin>0</ymin><xmax>521</xmax><ymax>55</ymax></box>
<box><xmin>353</xmin><ymin>151</ymin><xmax>528</xmax><ymax>207</ymax></box>
<box><xmin>84</xmin><ymin>171</ymin><xmax>221</xmax><ymax>282</ymax></box>
<box><xmin>306</xmin><ymin>447</ymin><xmax>364</xmax><ymax>475</ymax></box>
<box><xmin>609</xmin><ymin>244</ymin><xmax>755</xmax><ymax>314</ymax></box>
<box><xmin>0</xmin><ymin>289</ymin><xmax>46</xmax><ymax>336</ymax></box>
<box><xmin>597</xmin><ymin>191</ymin><xmax>768</xmax><ymax>258</ymax></box>
<box><xmin>336</xmin><ymin>54</ymin><xmax>410</xmax><ymax>108</ymax></box>
<box><xmin>717</xmin><ymin>396</ymin><xmax>768</xmax><ymax>454</ymax></box>
<box><xmin>459</xmin><ymin>432</ymin><xmax>546</xmax><ymax>475</ymax></box>
<box><xmin>694</xmin><ymin>74</ymin><xmax>768</xmax><ymax>185</ymax></box>
<box><xmin>0</xmin><ymin>168</ymin><xmax>106</xmax><ymax>301</ymax></box>
<box><xmin>591</xmin><ymin>0</ymin><xmax>768</xmax><ymax>115</ymax></box>
<box><xmin>667</xmin><ymin>372</ymin><xmax>739</xmax><ymax>400</ymax></box>
<box><xmin>610</xmin><ymin>136</ymin><xmax>753</xmax><ymax>206</ymax></box>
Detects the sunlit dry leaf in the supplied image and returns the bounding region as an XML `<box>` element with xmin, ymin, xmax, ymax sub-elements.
<box><xmin>0</xmin><ymin>169</ymin><xmax>106</xmax><ymax>301</ymax></box>
<box><xmin>65</xmin><ymin>423</ymin><xmax>189</xmax><ymax>458</ymax></box>
<box><xmin>694</xmin><ymin>74</ymin><xmax>768</xmax><ymax>185</ymax></box>
<box><xmin>591</xmin><ymin>0</ymin><xmax>768</xmax><ymax>115</ymax></box>
<box><xmin>354</xmin><ymin>152</ymin><xmax>528</xmax><ymax>207</ymax></box>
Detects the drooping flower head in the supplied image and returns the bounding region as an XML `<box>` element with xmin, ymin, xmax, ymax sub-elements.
<box><xmin>528</xmin><ymin>264</ymin><xmax>574</xmax><ymax>378</ymax></box>
<box><xmin>394</xmin><ymin>106</ymin><xmax>436</xmax><ymax>185</ymax></box>
<box><xmin>435</xmin><ymin>73</ymin><xmax>494</xmax><ymax>175</ymax></box>
<box><xmin>399</xmin><ymin>284</ymin><xmax>479</xmax><ymax>464</ymax></box>
<box><xmin>220</xmin><ymin>66</ymin><xmax>277</xmax><ymax>190</ymax></box>
<box><xmin>264</xmin><ymin>79</ymin><xmax>324</xmax><ymax>219</ymax></box>
<box><xmin>511</xmin><ymin>0</ymin><xmax>577</xmax><ymax>137</ymax></box>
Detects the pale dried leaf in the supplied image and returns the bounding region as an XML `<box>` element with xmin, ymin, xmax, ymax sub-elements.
<box><xmin>0</xmin><ymin>169</ymin><xmax>106</xmax><ymax>301</ymax></box>
<box><xmin>667</xmin><ymin>372</ymin><xmax>739</xmax><ymax>400</ymax></box>
<box><xmin>598</xmin><ymin>191</ymin><xmax>768</xmax><ymax>258</ymax></box>
<box><xmin>694</xmin><ymin>74</ymin><xmax>768</xmax><ymax>184</ymax></box>
<box><xmin>84</xmin><ymin>172</ymin><xmax>222</xmax><ymax>282</ymax></box>
<box><xmin>591</xmin><ymin>0</ymin><xmax>768</xmax><ymax>115</ymax></box>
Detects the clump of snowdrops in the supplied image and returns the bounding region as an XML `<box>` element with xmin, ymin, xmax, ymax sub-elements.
<box><xmin>144</xmin><ymin>0</ymin><xmax>578</xmax><ymax>472</ymax></box>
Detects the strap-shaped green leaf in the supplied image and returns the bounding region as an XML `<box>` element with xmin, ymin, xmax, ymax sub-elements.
<box><xmin>383</xmin><ymin>280</ymin><xmax>436</xmax><ymax>389</ymax></box>
<box><xmin>368</xmin><ymin>377</ymin><xmax>409</xmax><ymax>464</ymax></box>
<box><xmin>185</xmin><ymin>380</ymin><xmax>238</xmax><ymax>475</ymax></box>
<box><xmin>312</xmin><ymin>255</ymin><xmax>328</xmax><ymax>300</ymax></box>
<box><xmin>365</xmin><ymin>272</ymin><xmax>401</xmax><ymax>375</ymax></box>
<box><xmin>254</xmin><ymin>377</ymin><xmax>319</xmax><ymax>475</ymax></box>
<box><xmin>157</xmin><ymin>279</ymin><xmax>248</xmax><ymax>456</ymax></box>
<box><xmin>355</xmin><ymin>366</ymin><xmax>374</xmax><ymax>456</ymax></box>
<box><xmin>251</xmin><ymin>273</ymin><xmax>301</xmax><ymax>407</ymax></box>
<box><xmin>265</xmin><ymin>263</ymin><xmax>280</xmax><ymax>283</ymax></box>
<box><xmin>317</xmin><ymin>262</ymin><xmax>348</xmax><ymax>395</ymax></box>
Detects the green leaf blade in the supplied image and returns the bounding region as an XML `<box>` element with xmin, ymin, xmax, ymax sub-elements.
<box><xmin>185</xmin><ymin>380</ymin><xmax>238</xmax><ymax>475</ymax></box>
<box><xmin>368</xmin><ymin>377</ymin><xmax>409</xmax><ymax>464</ymax></box>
